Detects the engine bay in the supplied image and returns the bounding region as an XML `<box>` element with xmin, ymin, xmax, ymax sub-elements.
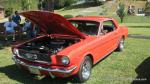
<box><xmin>19</xmin><ymin>37</ymin><xmax>78</xmax><ymax>55</ymax></box>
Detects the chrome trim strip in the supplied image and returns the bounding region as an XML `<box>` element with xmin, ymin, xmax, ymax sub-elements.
<box><xmin>12</xmin><ymin>56</ymin><xmax>77</xmax><ymax>74</ymax></box>
<box><xmin>17</xmin><ymin>55</ymin><xmax>51</xmax><ymax>64</ymax></box>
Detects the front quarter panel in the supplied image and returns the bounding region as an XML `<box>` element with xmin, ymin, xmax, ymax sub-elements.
<box><xmin>55</xmin><ymin>36</ymin><xmax>98</xmax><ymax>73</ymax></box>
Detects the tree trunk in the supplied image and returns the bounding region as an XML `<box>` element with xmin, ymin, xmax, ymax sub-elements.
<box><xmin>121</xmin><ymin>18</ymin><xmax>123</xmax><ymax>23</ymax></box>
<box><xmin>38</xmin><ymin>0</ymin><xmax>54</xmax><ymax>12</ymax></box>
<box><xmin>28</xmin><ymin>0</ymin><xmax>30</xmax><ymax>10</ymax></box>
<box><xmin>47</xmin><ymin>0</ymin><xmax>54</xmax><ymax>12</ymax></box>
<box><xmin>120</xmin><ymin>16</ymin><xmax>124</xmax><ymax>23</ymax></box>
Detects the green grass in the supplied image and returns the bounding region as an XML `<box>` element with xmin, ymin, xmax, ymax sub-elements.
<box><xmin>113</xmin><ymin>16</ymin><xmax>150</xmax><ymax>23</ymax></box>
<box><xmin>89</xmin><ymin>38</ymin><xmax>150</xmax><ymax>84</ymax></box>
<box><xmin>56</xmin><ymin>6</ymin><xmax>150</xmax><ymax>23</ymax></box>
<box><xmin>0</xmin><ymin>22</ymin><xmax>150</xmax><ymax>84</ymax></box>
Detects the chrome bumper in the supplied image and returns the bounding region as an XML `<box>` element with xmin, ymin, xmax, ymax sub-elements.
<box><xmin>12</xmin><ymin>56</ymin><xmax>77</xmax><ymax>74</ymax></box>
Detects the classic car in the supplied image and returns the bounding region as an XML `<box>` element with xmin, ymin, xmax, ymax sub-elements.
<box><xmin>12</xmin><ymin>11</ymin><xmax>128</xmax><ymax>82</ymax></box>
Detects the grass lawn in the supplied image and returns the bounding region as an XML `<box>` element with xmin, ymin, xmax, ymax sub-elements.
<box><xmin>0</xmin><ymin>21</ymin><xmax>150</xmax><ymax>84</ymax></box>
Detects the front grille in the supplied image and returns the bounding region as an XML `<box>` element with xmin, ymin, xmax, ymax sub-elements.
<box><xmin>18</xmin><ymin>49</ymin><xmax>51</xmax><ymax>63</ymax></box>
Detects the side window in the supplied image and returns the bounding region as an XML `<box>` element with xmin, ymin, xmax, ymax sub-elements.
<box><xmin>103</xmin><ymin>20</ymin><xmax>116</xmax><ymax>33</ymax></box>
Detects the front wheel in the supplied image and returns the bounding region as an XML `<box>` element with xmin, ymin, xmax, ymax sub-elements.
<box><xmin>116</xmin><ymin>38</ymin><xmax>125</xmax><ymax>51</ymax></box>
<box><xmin>75</xmin><ymin>56</ymin><xmax>92</xmax><ymax>83</ymax></box>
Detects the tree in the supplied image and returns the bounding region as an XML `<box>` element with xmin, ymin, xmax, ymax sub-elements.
<box><xmin>38</xmin><ymin>0</ymin><xmax>54</xmax><ymax>11</ymax></box>
<box><xmin>64</xmin><ymin>0</ymin><xmax>76</xmax><ymax>7</ymax></box>
<box><xmin>93</xmin><ymin>0</ymin><xmax>99</xmax><ymax>5</ymax></box>
<box><xmin>117</xmin><ymin>3</ymin><xmax>126</xmax><ymax>23</ymax></box>
<box><xmin>5</xmin><ymin>7</ymin><xmax>13</xmax><ymax>17</ymax></box>
<box><xmin>54</xmin><ymin>0</ymin><xmax>77</xmax><ymax>9</ymax></box>
<box><xmin>145</xmin><ymin>1</ymin><xmax>150</xmax><ymax>16</ymax></box>
<box><xmin>21</xmin><ymin>0</ymin><xmax>30</xmax><ymax>11</ymax></box>
<box><xmin>38</xmin><ymin>0</ymin><xmax>77</xmax><ymax>10</ymax></box>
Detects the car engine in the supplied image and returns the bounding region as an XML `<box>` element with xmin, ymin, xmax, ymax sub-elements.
<box><xmin>19</xmin><ymin>38</ymin><xmax>76</xmax><ymax>55</ymax></box>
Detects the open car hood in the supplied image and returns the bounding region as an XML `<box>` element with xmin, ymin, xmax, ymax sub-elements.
<box><xmin>20</xmin><ymin>11</ymin><xmax>85</xmax><ymax>39</ymax></box>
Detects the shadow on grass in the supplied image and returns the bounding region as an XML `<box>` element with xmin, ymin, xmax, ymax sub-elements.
<box><xmin>0</xmin><ymin>44</ymin><xmax>4</xmax><ymax>50</ymax></box>
<box><xmin>132</xmin><ymin>57</ymin><xmax>150</xmax><ymax>84</ymax></box>
<box><xmin>0</xmin><ymin>64</ymin><xmax>79</xmax><ymax>84</ymax></box>
<box><xmin>128</xmin><ymin>34</ymin><xmax>150</xmax><ymax>40</ymax></box>
<box><xmin>0</xmin><ymin>40</ymin><xmax>12</xmax><ymax>50</ymax></box>
<box><xmin>0</xmin><ymin>35</ymin><xmax>29</xmax><ymax>50</ymax></box>
<box><xmin>128</xmin><ymin>26</ymin><xmax>150</xmax><ymax>28</ymax></box>
<box><xmin>0</xmin><ymin>52</ymin><xmax>115</xmax><ymax>84</ymax></box>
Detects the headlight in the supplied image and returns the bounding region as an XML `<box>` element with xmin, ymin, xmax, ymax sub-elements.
<box><xmin>13</xmin><ymin>48</ymin><xmax>19</xmax><ymax>55</ymax></box>
<box><xmin>61</xmin><ymin>56</ymin><xmax>70</xmax><ymax>65</ymax></box>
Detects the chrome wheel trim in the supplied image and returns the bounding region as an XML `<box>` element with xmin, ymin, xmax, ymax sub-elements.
<box><xmin>81</xmin><ymin>60</ymin><xmax>91</xmax><ymax>80</ymax></box>
<box><xmin>120</xmin><ymin>39</ymin><xmax>124</xmax><ymax>49</ymax></box>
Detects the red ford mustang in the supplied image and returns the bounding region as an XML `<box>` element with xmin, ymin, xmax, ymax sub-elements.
<box><xmin>12</xmin><ymin>11</ymin><xmax>128</xmax><ymax>82</ymax></box>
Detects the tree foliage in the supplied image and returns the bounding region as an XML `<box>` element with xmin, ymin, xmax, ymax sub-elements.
<box><xmin>93</xmin><ymin>0</ymin><xmax>100</xmax><ymax>5</ymax></box>
<box><xmin>5</xmin><ymin>7</ymin><xmax>13</xmax><ymax>17</ymax></box>
<box><xmin>56</xmin><ymin>0</ymin><xmax>76</xmax><ymax>8</ymax></box>
<box><xmin>21</xmin><ymin>0</ymin><xmax>30</xmax><ymax>11</ymax></box>
<box><xmin>84</xmin><ymin>0</ymin><xmax>102</xmax><ymax>5</ymax></box>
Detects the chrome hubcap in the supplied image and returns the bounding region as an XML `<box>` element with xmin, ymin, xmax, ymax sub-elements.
<box><xmin>82</xmin><ymin>61</ymin><xmax>91</xmax><ymax>79</ymax></box>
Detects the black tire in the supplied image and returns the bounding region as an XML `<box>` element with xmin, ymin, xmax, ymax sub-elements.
<box><xmin>116</xmin><ymin>38</ymin><xmax>125</xmax><ymax>52</ymax></box>
<box><xmin>75</xmin><ymin>56</ymin><xmax>92</xmax><ymax>83</ymax></box>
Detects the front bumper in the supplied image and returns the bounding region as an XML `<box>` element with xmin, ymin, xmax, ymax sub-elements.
<box><xmin>12</xmin><ymin>56</ymin><xmax>77</xmax><ymax>74</ymax></box>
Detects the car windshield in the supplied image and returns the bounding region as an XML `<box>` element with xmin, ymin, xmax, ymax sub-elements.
<box><xmin>69</xmin><ymin>20</ymin><xmax>100</xmax><ymax>35</ymax></box>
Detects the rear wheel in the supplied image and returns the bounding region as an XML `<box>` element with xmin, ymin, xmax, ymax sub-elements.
<box><xmin>75</xmin><ymin>56</ymin><xmax>92</xmax><ymax>83</ymax></box>
<box><xmin>116</xmin><ymin>38</ymin><xmax>125</xmax><ymax>51</ymax></box>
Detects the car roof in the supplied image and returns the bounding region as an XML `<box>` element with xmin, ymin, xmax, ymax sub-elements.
<box><xmin>68</xmin><ymin>16</ymin><xmax>113</xmax><ymax>22</ymax></box>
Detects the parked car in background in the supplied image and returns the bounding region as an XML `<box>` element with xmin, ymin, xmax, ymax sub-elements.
<box><xmin>12</xmin><ymin>11</ymin><xmax>128</xmax><ymax>83</ymax></box>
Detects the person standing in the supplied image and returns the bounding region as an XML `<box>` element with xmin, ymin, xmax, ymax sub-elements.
<box><xmin>22</xmin><ymin>18</ymin><xmax>31</xmax><ymax>38</ymax></box>
<box><xmin>4</xmin><ymin>17</ymin><xmax>17</xmax><ymax>41</ymax></box>
<box><xmin>12</xmin><ymin>11</ymin><xmax>22</xmax><ymax>38</ymax></box>
<box><xmin>28</xmin><ymin>23</ymin><xmax>39</xmax><ymax>39</ymax></box>
<box><xmin>12</xmin><ymin>11</ymin><xmax>21</xmax><ymax>24</ymax></box>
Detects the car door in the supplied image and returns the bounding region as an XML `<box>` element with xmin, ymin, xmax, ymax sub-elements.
<box><xmin>101</xmin><ymin>20</ymin><xmax>120</xmax><ymax>53</ymax></box>
<box><xmin>93</xmin><ymin>20</ymin><xmax>120</xmax><ymax>63</ymax></box>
